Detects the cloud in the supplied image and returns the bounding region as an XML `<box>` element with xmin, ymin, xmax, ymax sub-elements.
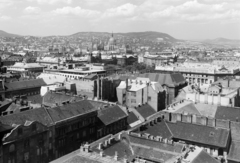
<box><xmin>52</xmin><ymin>6</ymin><xmax>100</xmax><ymax>17</ymax></box>
<box><xmin>28</xmin><ymin>0</ymin><xmax>72</xmax><ymax>5</ymax></box>
<box><xmin>0</xmin><ymin>0</ymin><xmax>13</xmax><ymax>8</ymax></box>
<box><xmin>144</xmin><ymin>0</ymin><xmax>240</xmax><ymax>22</ymax></box>
<box><xmin>0</xmin><ymin>15</ymin><xmax>11</xmax><ymax>21</ymax></box>
<box><xmin>102</xmin><ymin>3</ymin><xmax>137</xmax><ymax>18</ymax></box>
<box><xmin>24</xmin><ymin>6</ymin><xmax>41</xmax><ymax>14</ymax></box>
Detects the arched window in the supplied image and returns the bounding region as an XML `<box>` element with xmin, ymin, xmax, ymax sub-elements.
<box><xmin>9</xmin><ymin>144</ymin><xmax>15</xmax><ymax>152</ymax></box>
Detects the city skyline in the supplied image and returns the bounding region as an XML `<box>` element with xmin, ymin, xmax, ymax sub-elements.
<box><xmin>0</xmin><ymin>0</ymin><xmax>239</xmax><ymax>39</ymax></box>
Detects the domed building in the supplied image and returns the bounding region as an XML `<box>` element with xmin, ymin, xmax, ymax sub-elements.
<box><xmin>108</xmin><ymin>32</ymin><xmax>116</xmax><ymax>51</ymax></box>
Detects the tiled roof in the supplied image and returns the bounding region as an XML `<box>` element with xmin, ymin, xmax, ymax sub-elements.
<box><xmin>135</xmin><ymin>120</ymin><xmax>173</xmax><ymax>139</ymax></box>
<box><xmin>46</xmin><ymin>100</ymin><xmax>98</xmax><ymax>123</ymax></box>
<box><xmin>215</xmin><ymin>106</ymin><xmax>240</xmax><ymax>122</ymax></box>
<box><xmin>0</xmin><ymin>123</ymin><xmax>13</xmax><ymax>133</ymax></box>
<box><xmin>60</xmin><ymin>155</ymin><xmax>101</xmax><ymax>163</ymax></box>
<box><xmin>84</xmin><ymin>74</ymin><xmax>98</xmax><ymax>80</ymax></box>
<box><xmin>43</xmin><ymin>92</ymin><xmax>83</xmax><ymax>107</ymax></box>
<box><xmin>139</xmin><ymin>73</ymin><xmax>186</xmax><ymax>87</ymax></box>
<box><xmin>127</xmin><ymin>112</ymin><xmax>139</xmax><ymax>124</ymax></box>
<box><xmin>129</xmin><ymin>135</ymin><xmax>183</xmax><ymax>162</ymax></box>
<box><xmin>129</xmin><ymin>135</ymin><xmax>183</xmax><ymax>153</ymax></box>
<box><xmin>4</xmin><ymin>79</ymin><xmax>46</xmax><ymax>91</ymax></box>
<box><xmin>135</xmin><ymin>104</ymin><xmax>156</xmax><ymax>119</ymax></box>
<box><xmin>0</xmin><ymin>107</ymin><xmax>54</xmax><ymax>127</ymax></box>
<box><xmin>171</xmin><ymin>102</ymin><xmax>202</xmax><ymax>116</ymax></box>
<box><xmin>192</xmin><ymin>149</ymin><xmax>220</xmax><ymax>163</ymax></box>
<box><xmin>167</xmin><ymin>121</ymin><xmax>230</xmax><ymax>148</ymax></box>
<box><xmin>26</xmin><ymin>94</ymin><xmax>43</xmax><ymax>104</ymax></box>
<box><xmin>98</xmin><ymin>105</ymin><xmax>127</xmax><ymax>126</ymax></box>
<box><xmin>228</xmin><ymin>140</ymin><xmax>240</xmax><ymax>162</ymax></box>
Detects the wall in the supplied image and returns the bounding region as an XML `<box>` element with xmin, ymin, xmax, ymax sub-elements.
<box><xmin>185</xmin><ymin>92</ymin><xmax>234</xmax><ymax>107</ymax></box>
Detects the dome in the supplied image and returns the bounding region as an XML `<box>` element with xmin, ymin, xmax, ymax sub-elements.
<box><xmin>108</xmin><ymin>32</ymin><xmax>116</xmax><ymax>46</ymax></box>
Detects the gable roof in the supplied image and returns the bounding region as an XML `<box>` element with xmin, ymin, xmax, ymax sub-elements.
<box><xmin>98</xmin><ymin>105</ymin><xmax>127</xmax><ymax>126</ymax></box>
<box><xmin>135</xmin><ymin>104</ymin><xmax>156</xmax><ymax>119</ymax></box>
<box><xmin>192</xmin><ymin>149</ymin><xmax>220</xmax><ymax>163</ymax></box>
<box><xmin>4</xmin><ymin>79</ymin><xmax>46</xmax><ymax>91</ymax></box>
<box><xmin>167</xmin><ymin>121</ymin><xmax>230</xmax><ymax>148</ymax></box>
<box><xmin>0</xmin><ymin>107</ymin><xmax>54</xmax><ymax>127</ymax></box>
<box><xmin>139</xmin><ymin>73</ymin><xmax>185</xmax><ymax>87</ymax></box>
<box><xmin>127</xmin><ymin>111</ymin><xmax>139</xmax><ymax>124</ymax></box>
<box><xmin>136</xmin><ymin>120</ymin><xmax>173</xmax><ymax>139</ymax></box>
<box><xmin>171</xmin><ymin>101</ymin><xmax>202</xmax><ymax>116</ymax></box>
<box><xmin>43</xmin><ymin>92</ymin><xmax>83</xmax><ymax>107</ymax></box>
<box><xmin>46</xmin><ymin>100</ymin><xmax>98</xmax><ymax>123</ymax></box>
<box><xmin>228</xmin><ymin>140</ymin><xmax>240</xmax><ymax>162</ymax></box>
<box><xmin>215</xmin><ymin>106</ymin><xmax>240</xmax><ymax>122</ymax></box>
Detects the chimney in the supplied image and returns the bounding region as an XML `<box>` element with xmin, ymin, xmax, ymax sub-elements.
<box><xmin>163</xmin><ymin>138</ymin><xmax>167</xmax><ymax>144</ymax></box>
<box><xmin>114</xmin><ymin>151</ymin><xmax>118</xmax><ymax>161</ymax></box>
<box><xmin>118</xmin><ymin>133</ymin><xmax>122</xmax><ymax>140</ymax></box>
<box><xmin>98</xmin><ymin>143</ymin><xmax>103</xmax><ymax>150</ymax></box>
<box><xmin>84</xmin><ymin>143</ymin><xmax>90</xmax><ymax>153</ymax></box>
<box><xmin>100</xmin><ymin>150</ymin><xmax>104</xmax><ymax>157</ymax></box>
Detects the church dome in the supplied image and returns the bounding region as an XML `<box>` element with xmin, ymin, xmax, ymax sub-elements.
<box><xmin>108</xmin><ymin>32</ymin><xmax>116</xmax><ymax>46</ymax></box>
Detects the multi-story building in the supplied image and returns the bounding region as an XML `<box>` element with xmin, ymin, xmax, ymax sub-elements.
<box><xmin>117</xmin><ymin>77</ymin><xmax>166</xmax><ymax>112</ymax></box>
<box><xmin>155</xmin><ymin>62</ymin><xmax>240</xmax><ymax>85</ymax></box>
<box><xmin>0</xmin><ymin>100</ymin><xmax>128</xmax><ymax>162</ymax></box>
<box><xmin>0</xmin><ymin>78</ymin><xmax>46</xmax><ymax>100</ymax></box>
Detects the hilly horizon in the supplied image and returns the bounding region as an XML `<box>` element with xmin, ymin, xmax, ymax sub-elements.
<box><xmin>0</xmin><ymin>30</ymin><xmax>239</xmax><ymax>44</ymax></box>
<box><xmin>0</xmin><ymin>30</ymin><xmax>20</xmax><ymax>37</ymax></box>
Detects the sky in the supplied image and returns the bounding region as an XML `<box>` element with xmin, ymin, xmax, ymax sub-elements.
<box><xmin>0</xmin><ymin>0</ymin><xmax>239</xmax><ymax>39</ymax></box>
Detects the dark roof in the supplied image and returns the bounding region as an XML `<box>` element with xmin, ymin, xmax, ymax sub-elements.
<box><xmin>192</xmin><ymin>150</ymin><xmax>220</xmax><ymax>163</ymax></box>
<box><xmin>228</xmin><ymin>140</ymin><xmax>240</xmax><ymax>162</ymax></box>
<box><xmin>136</xmin><ymin>120</ymin><xmax>173</xmax><ymax>139</ymax></box>
<box><xmin>4</xmin><ymin>79</ymin><xmax>46</xmax><ymax>91</ymax></box>
<box><xmin>127</xmin><ymin>112</ymin><xmax>139</xmax><ymax>124</ymax></box>
<box><xmin>135</xmin><ymin>104</ymin><xmax>156</xmax><ymax>119</ymax></box>
<box><xmin>139</xmin><ymin>73</ymin><xmax>186</xmax><ymax>87</ymax></box>
<box><xmin>26</xmin><ymin>94</ymin><xmax>43</xmax><ymax>104</ymax></box>
<box><xmin>0</xmin><ymin>123</ymin><xmax>13</xmax><ymax>133</ymax></box>
<box><xmin>98</xmin><ymin>105</ymin><xmax>127</xmax><ymax>126</ymax></box>
<box><xmin>92</xmin><ymin>138</ymin><xmax>133</xmax><ymax>159</ymax></box>
<box><xmin>0</xmin><ymin>107</ymin><xmax>54</xmax><ymax>127</ymax></box>
<box><xmin>43</xmin><ymin>92</ymin><xmax>83</xmax><ymax>107</ymax></box>
<box><xmin>83</xmin><ymin>74</ymin><xmax>98</xmax><ymax>80</ymax></box>
<box><xmin>215</xmin><ymin>106</ymin><xmax>240</xmax><ymax>122</ymax></box>
<box><xmin>46</xmin><ymin>100</ymin><xmax>98</xmax><ymax>123</ymax></box>
<box><xmin>167</xmin><ymin>121</ymin><xmax>230</xmax><ymax>148</ymax></box>
<box><xmin>0</xmin><ymin>101</ymin><xmax>12</xmax><ymax>113</ymax></box>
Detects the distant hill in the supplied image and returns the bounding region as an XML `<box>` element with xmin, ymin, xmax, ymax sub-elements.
<box><xmin>0</xmin><ymin>30</ymin><xmax>20</xmax><ymax>37</ymax></box>
<box><xmin>202</xmin><ymin>37</ymin><xmax>240</xmax><ymax>46</ymax></box>
<box><xmin>71</xmin><ymin>31</ymin><xmax>179</xmax><ymax>42</ymax></box>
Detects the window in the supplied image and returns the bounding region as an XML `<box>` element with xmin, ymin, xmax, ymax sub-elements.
<box><xmin>49</xmin><ymin>131</ymin><xmax>52</xmax><ymax>138</ymax></box>
<box><xmin>131</xmin><ymin>99</ymin><xmax>136</xmax><ymax>103</ymax></box>
<box><xmin>24</xmin><ymin>140</ymin><xmax>30</xmax><ymax>149</ymax></box>
<box><xmin>148</xmin><ymin>96</ymin><xmax>151</xmax><ymax>101</ymax></box>
<box><xmin>131</xmin><ymin>92</ymin><xmax>136</xmax><ymax>97</ymax></box>
<box><xmin>82</xmin><ymin>130</ymin><xmax>86</xmax><ymax>137</ymax></box>
<box><xmin>24</xmin><ymin>152</ymin><xmax>29</xmax><ymax>161</ymax></box>
<box><xmin>9</xmin><ymin>144</ymin><xmax>15</xmax><ymax>153</ymax></box>
<box><xmin>49</xmin><ymin>143</ymin><xmax>52</xmax><ymax>150</ymax></box>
